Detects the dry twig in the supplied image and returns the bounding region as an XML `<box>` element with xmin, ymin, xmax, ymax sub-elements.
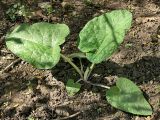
<box><xmin>0</xmin><ymin>58</ymin><xmax>21</xmax><ymax>73</ymax></box>
<box><xmin>53</xmin><ymin>111</ymin><xmax>81</xmax><ymax>120</ymax></box>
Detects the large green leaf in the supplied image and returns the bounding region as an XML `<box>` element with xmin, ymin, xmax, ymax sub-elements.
<box><xmin>106</xmin><ymin>77</ymin><xmax>152</xmax><ymax>115</ymax></box>
<box><xmin>78</xmin><ymin>10</ymin><xmax>132</xmax><ymax>63</ymax></box>
<box><xmin>6</xmin><ymin>22</ymin><xmax>69</xmax><ymax>69</ymax></box>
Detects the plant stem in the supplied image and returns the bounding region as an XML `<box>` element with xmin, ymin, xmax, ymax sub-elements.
<box><xmin>84</xmin><ymin>63</ymin><xmax>95</xmax><ymax>81</ymax></box>
<box><xmin>87</xmin><ymin>63</ymin><xmax>95</xmax><ymax>78</ymax></box>
<box><xmin>60</xmin><ymin>54</ymin><xmax>110</xmax><ymax>89</ymax></box>
<box><xmin>82</xmin><ymin>79</ymin><xmax>110</xmax><ymax>89</ymax></box>
<box><xmin>79</xmin><ymin>58</ymin><xmax>84</xmax><ymax>74</ymax></box>
<box><xmin>60</xmin><ymin>54</ymin><xmax>84</xmax><ymax>79</ymax></box>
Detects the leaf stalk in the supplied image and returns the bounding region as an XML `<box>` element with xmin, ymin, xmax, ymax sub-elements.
<box><xmin>60</xmin><ymin>54</ymin><xmax>84</xmax><ymax>79</ymax></box>
<box><xmin>61</xmin><ymin>54</ymin><xmax>110</xmax><ymax>89</ymax></box>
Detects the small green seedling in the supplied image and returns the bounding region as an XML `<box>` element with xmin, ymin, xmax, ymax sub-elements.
<box><xmin>66</xmin><ymin>79</ymin><xmax>81</xmax><ymax>96</ymax></box>
<box><xmin>6</xmin><ymin>2</ymin><xmax>31</xmax><ymax>21</ymax></box>
<box><xmin>5</xmin><ymin>10</ymin><xmax>152</xmax><ymax>115</ymax></box>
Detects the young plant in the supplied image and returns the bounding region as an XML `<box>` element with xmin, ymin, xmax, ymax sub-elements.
<box><xmin>6</xmin><ymin>2</ymin><xmax>31</xmax><ymax>21</ymax></box>
<box><xmin>5</xmin><ymin>10</ymin><xmax>152</xmax><ymax>115</ymax></box>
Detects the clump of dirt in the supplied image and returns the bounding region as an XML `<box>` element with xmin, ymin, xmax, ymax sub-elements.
<box><xmin>0</xmin><ymin>72</ymin><xmax>103</xmax><ymax>119</ymax></box>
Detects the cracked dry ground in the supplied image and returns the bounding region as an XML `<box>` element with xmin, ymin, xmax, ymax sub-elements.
<box><xmin>0</xmin><ymin>0</ymin><xmax>160</xmax><ymax>120</ymax></box>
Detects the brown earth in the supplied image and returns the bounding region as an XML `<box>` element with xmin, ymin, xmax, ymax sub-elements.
<box><xmin>0</xmin><ymin>0</ymin><xmax>160</xmax><ymax>120</ymax></box>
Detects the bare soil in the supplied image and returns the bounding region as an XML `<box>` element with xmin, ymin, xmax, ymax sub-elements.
<box><xmin>0</xmin><ymin>0</ymin><xmax>160</xmax><ymax>120</ymax></box>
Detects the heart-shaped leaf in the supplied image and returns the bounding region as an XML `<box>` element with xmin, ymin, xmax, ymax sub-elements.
<box><xmin>6</xmin><ymin>22</ymin><xmax>69</xmax><ymax>69</ymax></box>
<box><xmin>106</xmin><ymin>77</ymin><xmax>152</xmax><ymax>115</ymax></box>
<box><xmin>66</xmin><ymin>79</ymin><xmax>81</xmax><ymax>96</ymax></box>
<box><xmin>78</xmin><ymin>10</ymin><xmax>132</xmax><ymax>63</ymax></box>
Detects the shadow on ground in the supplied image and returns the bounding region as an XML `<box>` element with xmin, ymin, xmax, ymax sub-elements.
<box><xmin>96</xmin><ymin>56</ymin><xmax>160</xmax><ymax>83</ymax></box>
